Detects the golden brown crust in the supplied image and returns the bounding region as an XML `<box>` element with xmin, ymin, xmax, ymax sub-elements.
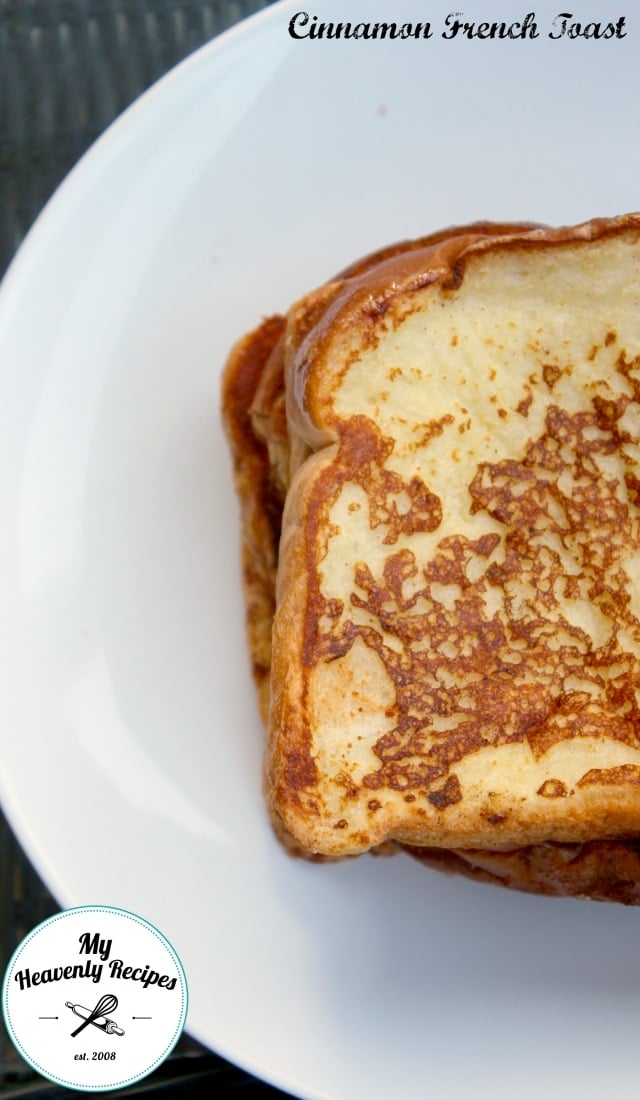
<box><xmin>404</xmin><ymin>839</ymin><xmax>640</xmax><ymax>905</ymax></box>
<box><xmin>290</xmin><ymin>215</ymin><xmax>640</xmax><ymax>449</ymax></box>
<box><xmin>221</xmin><ymin>314</ymin><xmax>286</xmax><ymax>722</ymax></box>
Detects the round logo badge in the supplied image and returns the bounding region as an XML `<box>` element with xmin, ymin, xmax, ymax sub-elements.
<box><xmin>2</xmin><ymin>906</ymin><xmax>188</xmax><ymax>1092</ymax></box>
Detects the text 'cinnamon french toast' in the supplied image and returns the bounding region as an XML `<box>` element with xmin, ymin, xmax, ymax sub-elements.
<box><xmin>222</xmin><ymin>214</ymin><xmax>640</xmax><ymax>901</ymax></box>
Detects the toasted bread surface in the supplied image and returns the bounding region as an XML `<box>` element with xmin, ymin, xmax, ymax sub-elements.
<box><xmin>266</xmin><ymin>215</ymin><xmax>640</xmax><ymax>857</ymax></box>
<box><xmin>222</xmin><ymin>313</ymin><xmax>286</xmax><ymax>722</ymax></box>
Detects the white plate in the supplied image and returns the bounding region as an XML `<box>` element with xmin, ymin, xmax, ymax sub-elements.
<box><xmin>1</xmin><ymin>2</ymin><xmax>639</xmax><ymax>1097</ymax></box>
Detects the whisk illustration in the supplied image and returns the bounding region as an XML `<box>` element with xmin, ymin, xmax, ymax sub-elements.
<box><xmin>65</xmin><ymin>994</ymin><xmax>124</xmax><ymax>1037</ymax></box>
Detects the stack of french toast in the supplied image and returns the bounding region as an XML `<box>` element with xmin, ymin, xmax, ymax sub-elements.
<box><xmin>222</xmin><ymin>214</ymin><xmax>640</xmax><ymax>903</ymax></box>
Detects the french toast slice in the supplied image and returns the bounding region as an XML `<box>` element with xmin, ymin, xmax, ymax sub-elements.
<box><xmin>223</xmin><ymin>214</ymin><xmax>640</xmax><ymax>900</ymax></box>
<box><xmin>271</xmin><ymin>215</ymin><xmax>640</xmax><ymax>855</ymax></box>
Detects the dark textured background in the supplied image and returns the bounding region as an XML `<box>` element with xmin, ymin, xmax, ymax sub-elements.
<box><xmin>0</xmin><ymin>1</ymin><xmax>294</xmax><ymax>1094</ymax></box>
<box><xmin>0</xmin><ymin>0</ymin><xmax>274</xmax><ymax>272</ymax></box>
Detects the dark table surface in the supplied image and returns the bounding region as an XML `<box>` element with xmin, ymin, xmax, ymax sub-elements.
<box><xmin>0</xmin><ymin>1</ymin><xmax>295</xmax><ymax>1095</ymax></box>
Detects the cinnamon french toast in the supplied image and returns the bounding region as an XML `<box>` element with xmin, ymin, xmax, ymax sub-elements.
<box><xmin>222</xmin><ymin>214</ymin><xmax>640</xmax><ymax>901</ymax></box>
